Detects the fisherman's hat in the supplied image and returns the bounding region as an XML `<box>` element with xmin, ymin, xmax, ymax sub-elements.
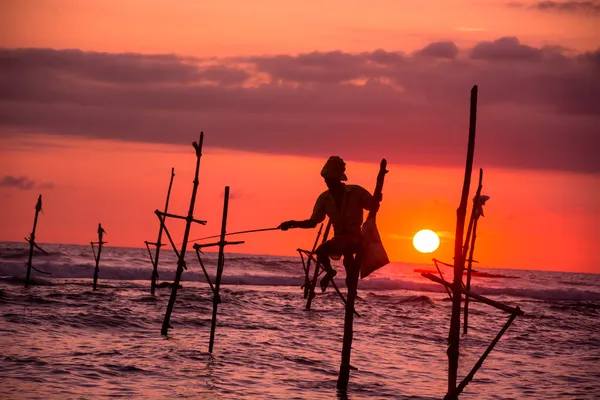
<box><xmin>321</xmin><ymin>156</ymin><xmax>348</xmax><ymax>181</ymax></box>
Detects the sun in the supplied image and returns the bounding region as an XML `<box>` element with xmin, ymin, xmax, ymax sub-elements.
<box><xmin>413</xmin><ymin>229</ymin><xmax>440</xmax><ymax>253</ymax></box>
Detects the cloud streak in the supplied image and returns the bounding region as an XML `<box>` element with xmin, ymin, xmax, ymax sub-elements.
<box><xmin>508</xmin><ymin>1</ymin><xmax>600</xmax><ymax>14</ymax></box>
<box><xmin>0</xmin><ymin>38</ymin><xmax>598</xmax><ymax>173</ymax></box>
<box><xmin>0</xmin><ymin>175</ymin><xmax>54</xmax><ymax>190</ymax></box>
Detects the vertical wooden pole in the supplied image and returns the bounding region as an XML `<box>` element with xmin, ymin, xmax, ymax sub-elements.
<box><xmin>92</xmin><ymin>223</ymin><xmax>105</xmax><ymax>290</ymax></box>
<box><xmin>336</xmin><ymin>261</ymin><xmax>359</xmax><ymax>391</ymax></box>
<box><xmin>337</xmin><ymin>158</ymin><xmax>387</xmax><ymax>392</ymax></box>
<box><xmin>463</xmin><ymin>169</ymin><xmax>483</xmax><ymax>335</ymax></box>
<box><xmin>208</xmin><ymin>186</ymin><xmax>230</xmax><ymax>353</ymax></box>
<box><xmin>161</xmin><ymin>132</ymin><xmax>204</xmax><ymax>335</ymax></box>
<box><xmin>25</xmin><ymin>194</ymin><xmax>42</xmax><ymax>288</ymax></box>
<box><xmin>306</xmin><ymin>220</ymin><xmax>332</xmax><ymax>310</ymax></box>
<box><xmin>151</xmin><ymin>167</ymin><xmax>176</xmax><ymax>294</ymax></box>
<box><xmin>446</xmin><ymin>85</ymin><xmax>478</xmax><ymax>399</ymax></box>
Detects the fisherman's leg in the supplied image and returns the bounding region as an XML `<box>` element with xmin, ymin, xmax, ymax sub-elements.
<box><xmin>315</xmin><ymin>239</ymin><xmax>341</xmax><ymax>292</ymax></box>
<box><xmin>343</xmin><ymin>253</ymin><xmax>360</xmax><ymax>289</ymax></box>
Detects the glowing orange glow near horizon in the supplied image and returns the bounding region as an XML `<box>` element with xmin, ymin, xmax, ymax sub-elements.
<box><xmin>0</xmin><ymin>134</ymin><xmax>598</xmax><ymax>274</ymax></box>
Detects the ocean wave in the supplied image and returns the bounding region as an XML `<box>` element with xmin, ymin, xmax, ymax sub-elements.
<box><xmin>2</xmin><ymin>261</ymin><xmax>600</xmax><ymax>302</ymax></box>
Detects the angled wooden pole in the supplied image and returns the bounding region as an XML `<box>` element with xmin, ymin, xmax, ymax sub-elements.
<box><xmin>149</xmin><ymin>167</ymin><xmax>175</xmax><ymax>294</ymax></box>
<box><xmin>161</xmin><ymin>132</ymin><xmax>204</xmax><ymax>335</ymax></box>
<box><xmin>302</xmin><ymin>223</ymin><xmax>324</xmax><ymax>299</ymax></box>
<box><xmin>464</xmin><ymin>169</ymin><xmax>483</xmax><ymax>334</ymax></box>
<box><xmin>306</xmin><ymin>220</ymin><xmax>332</xmax><ymax>310</ymax></box>
<box><xmin>208</xmin><ymin>186</ymin><xmax>230</xmax><ymax>353</ymax></box>
<box><xmin>337</xmin><ymin>158</ymin><xmax>387</xmax><ymax>392</ymax></box>
<box><xmin>91</xmin><ymin>223</ymin><xmax>106</xmax><ymax>290</ymax></box>
<box><xmin>24</xmin><ymin>194</ymin><xmax>43</xmax><ymax>288</ymax></box>
<box><xmin>447</xmin><ymin>85</ymin><xmax>478</xmax><ymax>399</ymax></box>
<box><xmin>456</xmin><ymin>311</ymin><xmax>519</xmax><ymax>396</ymax></box>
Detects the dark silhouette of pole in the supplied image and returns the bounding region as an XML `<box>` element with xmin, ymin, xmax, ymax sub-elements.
<box><xmin>464</xmin><ymin>169</ymin><xmax>483</xmax><ymax>334</ymax></box>
<box><xmin>447</xmin><ymin>85</ymin><xmax>478</xmax><ymax>399</ymax></box>
<box><xmin>91</xmin><ymin>223</ymin><xmax>106</xmax><ymax>290</ymax></box>
<box><xmin>25</xmin><ymin>195</ymin><xmax>43</xmax><ymax>288</ymax></box>
<box><xmin>161</xmin><ymin>133</ymin><xmax>205</xmax><ymax>335</ymax></box>
<box><xmin>299</xmin><ymin>223</ymin><xmax>323</xmax><ymax>299</ymax></box>
<box><xmin>148</xmin><ymin>167</ymin><xmax>175</xmax><ymax>294</ymax></box>
<box><xmin>306</xmin><ymin>220</ymin><xmax>332</xmax><ymax>310</ymax></box>
<box><xmin>337</xmin><ymin>158</ymin><xmax>387</xmax><ymax>392</ymax></box>
<box><xmin>208</xmin><ymin>186</ymin><xmax>230</xmax><ymax>353</ymax></box>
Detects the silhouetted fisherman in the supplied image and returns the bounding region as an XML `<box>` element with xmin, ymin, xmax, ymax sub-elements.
<box><xmin>279</xmin><ymin>156</ymin><xmax>381</xmax><ymax>291</ymax></box>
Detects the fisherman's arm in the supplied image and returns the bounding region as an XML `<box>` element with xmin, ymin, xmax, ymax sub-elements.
<box><xmin>360</xmin><ymin>186</ymin><xmax>382</xmax><ymax>212</ymax></box>
<box><xmin>278</xmin><ymin>194</ymin><xmax>326</xmax><ymax>231</ymax></box>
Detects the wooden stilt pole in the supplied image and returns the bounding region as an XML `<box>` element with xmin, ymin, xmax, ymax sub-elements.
<box><xmin>463</xmin><ymin>169</ymin><xmax>483</xmax><ymax>334</ymax></box>
<box><xmin>208</xmin><ymin>186</ymin><xmax>230</xmax><ymax>353</ymax></box>
<box><xmin>447</xmin><ymin>85</ymin><xmax>478</xmax><ymax>399</ymax></box>
<box><xmin>337</xmin><ymin>158</ymin><xmax>387</xmax><ymax>392</ymax></box>
<box><xmin>91</xmin><ymin>223</ymin><xmax>106</xmax><ymax>290</ymax></box>
<box><xmin>24</xmin><ymin>195</ymin><xmax>43</xmax><ymax>288</ymax></box>
<box><xmin>306</xmin><ymin>220</ymin><xmax>332</xmax><ymax>310</ymax></box>
<box><xmin>336</xmin><ymin>261</ymin><xmax>359</xmax><ymax>391</ymax></box>
<box><xmin>149</xmin><ymin>167</ymin><xmax>175</xmax><ymax>294</ymax></box>
<box><xmin>161</xmin><ymin>133</ymin><xmax>205</xmax><ymax>336</ymax></box>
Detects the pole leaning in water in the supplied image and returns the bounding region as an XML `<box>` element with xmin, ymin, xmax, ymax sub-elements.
<box><xmin>446</xmin><ymin>85</ymin><xmax>478</xmax><ymax>399</ymax></box>
<box><xmin>147</xmin><ymin>167</ymin><xmax>175</xmax><ymax>295</ymax></box>
<box><xmin>337</xmin><ymin>158</ymin><xmax>387</xmax><ymax>392</ymax></box>
<box><xmin>24</xmin><ymin>195</ymin><xmax>43</xmax><ymax>288</ymax></box>
<box><xmin>161</xmin><ymin>133</ymin><xmax>206</xmax><ymax>335</ymax></box>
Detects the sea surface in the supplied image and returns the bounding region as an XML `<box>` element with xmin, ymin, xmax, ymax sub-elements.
<box><xmin>1</xmin><ymin>242</ymin><xmax>599</xmax><ymax>399</ymax></box>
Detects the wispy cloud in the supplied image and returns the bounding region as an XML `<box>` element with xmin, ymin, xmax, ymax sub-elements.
<box><xmin>0</xmin><ymin>39</ymin><xmax>598</xmax><ymax>174</ymax></box>
<box><xmin>0</xmin><ymin>175</ymin><xmax>54</xmax><ymax>190</ymax></box>
<box><xmin>508</xmin><ymin>1</ymin><xmax>600</xmax><ymax>14</ymax></box>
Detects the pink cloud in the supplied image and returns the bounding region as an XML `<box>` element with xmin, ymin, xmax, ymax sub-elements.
<box><xmin>0</xmin><ymin>38</ymin><xmax>598</xmax><ymax>173</ymax></box>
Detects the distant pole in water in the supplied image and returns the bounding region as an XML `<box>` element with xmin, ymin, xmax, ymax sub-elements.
<box><xmin>91</xmin><ymin>223</ymin><xmax>107</xmax><ymax>290</ymax></box>
<box><xmin>337</xmin><ymin>158</ymin><xmax>387</xmax><ymax>392</ymax></box>
<box><xmin>146</xmin><ymin>167</ymin><xmax>175</xmax><ymax>295</ymax></box>
<box><xmin>25</xmin><ymin>195</ymin><xmax>43</xmax><ymax>288</ymax></box>
<box><xmin>463</xmin><ymin>169</ymin><xmax>485</xmax><ymax>335</ymax></box>
<box><xmin>161</xmin><ymin>133</ymin><xmax>207</xmax><ymax>336</ymax></box>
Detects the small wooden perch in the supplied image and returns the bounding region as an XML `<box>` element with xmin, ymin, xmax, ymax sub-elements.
<box><xmin>91</xmin><ymin>223</ymin><xmax>106</xmax><ymax>290</ymax></box>
<box><xmin>161</xmin><ymin>133</ymin><xmax>207</xmax><ymax>336</ymax></box>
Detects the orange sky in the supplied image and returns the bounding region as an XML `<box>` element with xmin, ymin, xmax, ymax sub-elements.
<box><xmin>2</xmin><ymin>0</ymin><xmax>598</xmax><ymax>56</ymax></box>
<box><xmin>0</xmin><ymin>1</ymin><xmax>598</xmax><ymax>273</ymax></box>
<box><xmin>1</xmin><ymin>134</ymin><xmax>598</xmax><ymax>273</ymax></box>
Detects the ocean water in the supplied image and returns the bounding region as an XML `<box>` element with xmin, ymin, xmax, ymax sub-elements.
<box><xmin>1</xmin><ymin>242</ymin><xmax>599</xmax><ymax>399</ymax></box>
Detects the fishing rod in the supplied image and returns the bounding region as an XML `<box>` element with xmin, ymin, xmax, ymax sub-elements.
<box><xmin>188</xmin><ymin>226</ymin><xmax>282</xmax><ymax>243</ymax></box>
